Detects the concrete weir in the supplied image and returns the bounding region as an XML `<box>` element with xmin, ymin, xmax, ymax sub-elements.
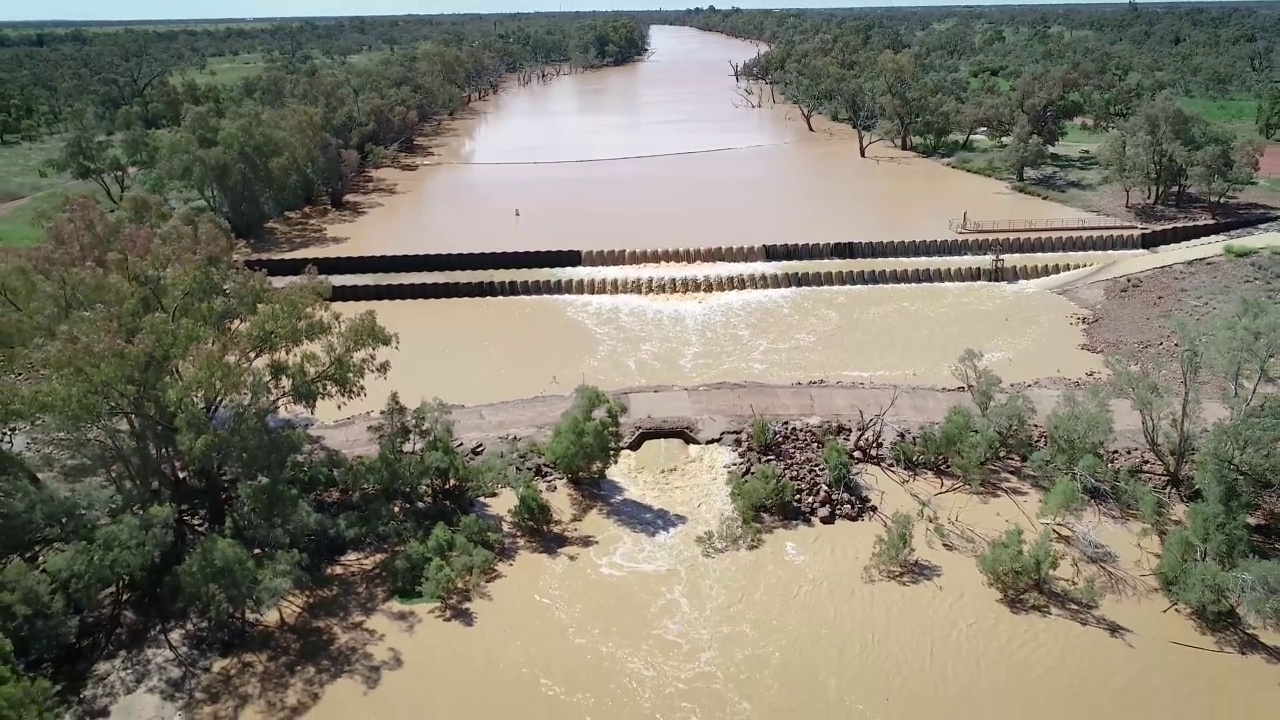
<box><xmin>249</xmin><ymin>216</ymin><xmax>1272</xmax><ymax>278</ymax></box>
<box><xmin>325</xmin><ymin>262</ymin><xmax>1092</xmax><ymax>301</ymax></box>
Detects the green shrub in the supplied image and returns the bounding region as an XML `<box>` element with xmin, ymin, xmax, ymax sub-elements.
<box><xmin>387</xmin><ymin>519</ymin><xmax>500</xmax><ymax>602</ymax></box>
<box><xmin>544</xmin><ymin>385</ymin><xmax>623</xmax><ymax>482</ymax></box>
<box><xmin>749</xmin><ymin>416</ymin><xmax>775</xmax><ymax>451</ymax></box>
<box><xmin>1038</xmin><ymin>477</ymin><xmax>1085</xmax><ymax>521</ymax></box>
<box><xmin>911</xmin><ymin>352</ymin><xmax>1036</xmax><ymax>489</ymax></box>
<box><xmin>976</xmin><ymin>527</ymin><xmax>1060</xmax><ymax>599</ymax></box>
<box><xmin>1114</xmin><ymin>472</ymin><xmax>1166</xmax><ymax>529</ymax></box>
<box><xmin>1222</xmin><ymin>244</ymin><xmax>1259</xmax><ymax>258</ymax></box>
<box><xmin>510</xmin><ymin>481</ymin><xmax>555</xmax><ymax>535</ymax></box>
<box><xmin>1031</xmin><ymin>387</ymin><xmax>1114</xmax><ymax>477</ymax></box>
<box><xmin>729</xmin><ymin>465</ymin><xmax>794</xmax><ymax>523</ymax></box>
<box><xmin>456</xmin><ymin>513</ymin><xmax>503</xmax><ymax>551</ymax></box>
<box><xmin>822</xmin><ymin>441</ymin><xmax>853</xmax><ymax>491</ymax></box>
<box><xmin>466</xmin><ymin>454</ymin><xmax>523</xmax><ymax>497</ymax></box>
<box><xmin>868</xmin><ymin>511</ymin><xmax>917</xmax><ymax>578</ymax></box>
<box><xmin>0</xmin><ymin>634</ymin><xmax>57</xmax><ymax>719</ymax></box>
<box><xmin>1156</xmin><ymin>498</ymin><xmax>1252</xmax><ymax>623</ymax></box>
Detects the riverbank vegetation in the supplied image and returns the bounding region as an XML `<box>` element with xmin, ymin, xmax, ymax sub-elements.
<box><xmin>891</xmin><ymin>316</ymin><xmax>1280</xmax><ymax>630</ymax></box>
<box><xmin>0</xmin><ymin>191</ymin><xmax>633</xmax><ymax>711</ymax></box>
<box><xmin>0</xmin><ymin>14</ymin><xmax>648</xmax><ymax>244</ymax></box>
<box><xmin>662</xmin><ymin>4</ymin><xmax>1279</xmax><ymax>220</ymax></box>
<box><xmin>711</xmin><ymin>312</ymin><xmax>1278</xmax><ymax>633</ymax></box>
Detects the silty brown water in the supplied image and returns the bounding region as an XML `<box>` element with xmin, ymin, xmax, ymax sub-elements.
<box><xmin>286</xmin><ymin>25</ymin><xmax>1096</xmax><ymax>256</ymax></box>
<box><xmin>319</xmin><ymin>284</ymin><xmax>1102</xmax><ymax>418</ymax></box>
<box><xmin>216</xmin><ymin>448</ymin><xmax>1280</xmax><ymax>720</ymax></box>
<box><xmin>213</xmin><ymin>26</ymin><xmax>1280</xmax><ymax>720</ymax></box>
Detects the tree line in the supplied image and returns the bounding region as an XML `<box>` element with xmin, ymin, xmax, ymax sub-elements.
<box><xmin>655</xmin><ymin>4</ymin><xmax>1277</xmax><ymax>210</ymax></box>
<box><xmin>1</xmin><ymin>14</ymin><xmax>648</xmax><ymax>237</ymax></box>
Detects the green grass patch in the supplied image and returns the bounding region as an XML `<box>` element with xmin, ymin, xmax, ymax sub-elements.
<box><xmin>0</xmin><ymin>136</ymin><xmax>70</xmax><ymax>204</ymax></box>
<box><xmin>950</xmin><ymin>147</ymin><xmax>1004</xmax><ymax>178</ymax></box>
<box><xmin>1177</xmin><ymin>96</ymin><xmax>1259</xmax><ymax>135</ymax></box>
<box><xmin>0</xmin><ymin>183</ymin><xmax>98</xmax><ymax>247</ymax></box>
<box><xmin>1223</xmin><ymin>244</ymin><xmax>1260</xmax><ymax>258</ymax></box>
<box><xmin>179</xmin><ymin>53</ymin><xmax>269</xmax><ymax>85</ymax></box>
<box><xmin>1059</xmin><ymin>122</ymin><xmax>1109</xmax><ymax>146</ymax></box>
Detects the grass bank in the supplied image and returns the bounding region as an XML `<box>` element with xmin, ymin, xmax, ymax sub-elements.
<box><xmin>942</xmin><ymin>109</ymin><xmax>1279</xmax><ymax>222</ymax></box>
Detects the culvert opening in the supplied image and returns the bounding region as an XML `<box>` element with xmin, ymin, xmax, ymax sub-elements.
<box><xmin>624</xmin><ymin>427</ymin><xmax>701</xmax><ymax>452</ymax></box>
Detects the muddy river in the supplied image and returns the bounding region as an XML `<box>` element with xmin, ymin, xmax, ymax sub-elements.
<box><xmin>216</xmin><ymin>444</ymin><xmax>1280</xmax><ymax>719</ymax></box>
<box><xmin>223</xmin><ymin>25</ymin><xmax>1280</xmax><ymax>720</ymax></box>
<box><xmin>321</xmin><ymin>284</ymin><xmax>1102</xmax><ymax>417</ymax></box>
<box><xmin>291</xmin><ymin>25</ymin><xmax>1092</xmax><ymax>256</ymax></box>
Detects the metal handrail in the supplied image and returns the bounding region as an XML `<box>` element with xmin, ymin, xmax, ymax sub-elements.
<box><xmin>948</xmin><ymin>216</ymin><xmax>1140</xmax><ymax>233</ymax></box>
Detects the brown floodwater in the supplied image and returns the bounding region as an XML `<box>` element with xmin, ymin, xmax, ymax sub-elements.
<box><xmin>319</xmin><ymin>284</ymin><xmax>1102</xmax><ymax>419</ymax></box>
<box><xmin>287</xmin><ymin>25</ymin><xmax>1095</xmax><ymax>256</ymax></box>
<box><xmin>212</xmin><ymin>26</ymin><xmax>1280</xmax><ymax>720</ymax></box>
<box><xmin>219</xmin><ymin>447</ymin><xmax>1280</xmax><ymax>720</ymax></box>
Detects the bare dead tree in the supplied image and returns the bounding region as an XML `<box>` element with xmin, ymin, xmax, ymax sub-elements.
<box><xmin>840</xmin><ymin>389</ymin><xmax>902</xmax><ymax>465</ymax></box>
<box><xmin>733</xmin><ymin>83</ymin><xmax>763</xmax><ymax>109</ymax></box>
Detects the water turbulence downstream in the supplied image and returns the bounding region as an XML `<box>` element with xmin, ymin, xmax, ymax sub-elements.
<box><xmin>320</xmin><ymin>283</ymin><xmax>1102</xmax><ymax>415</ymax></box>
<box><xmin>289</xmin><ymin>447</ymin><xmax>1280</xmax><ymax>720</ymax></box>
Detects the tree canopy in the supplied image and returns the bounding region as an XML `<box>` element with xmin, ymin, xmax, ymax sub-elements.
<box><xmin>2</xmin><ymin>15</ymin><xmax>649</xmax><ymax>237</ymax></box>
<box><xmin>654</xmin><ymin>4</ymin><xmax>1274</xmax><ymax>209</ymax></box>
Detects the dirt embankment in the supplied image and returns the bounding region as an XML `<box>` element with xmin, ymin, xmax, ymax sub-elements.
<box><xmin>1063</xmin><ymin>249</ymin><xmax>1280</xmax><ymax>376</ymax></box>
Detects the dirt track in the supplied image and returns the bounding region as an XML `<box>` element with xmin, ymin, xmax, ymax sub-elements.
<box><xmin>313</xmin><ymin>381</ymin><xmax>1229</xmax><ymax>456</ymax></box>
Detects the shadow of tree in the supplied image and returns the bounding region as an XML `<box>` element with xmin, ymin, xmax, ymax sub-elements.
<box><xmin>566</xmin><ymin>478</ymin><xmax>688</xmax><ymax>536</ymax></box>
<box><xmin>891</xmin><ymin>558</ymin><xmax>944</xmax><ymax>586</ymax></box>
<box><xmin>932</xmin><ymin>465</ymin><xmax>1033</xmax><ymax>500</ymax></box>
<box><xmin>192</xmin><ymin>560</ymin><xmax>416</xmax><ymax>719</ymax></box>
<box><xmin>1173</xmin><ymin>616</ymin><xmax>1280</xmax><ymax>664</ymax></box>
<box><xmin>429</xmin><ymin>601</ymin><xmax>476</xmax><ymax>627</ymax></box>
<box><xmin>522</xmin><ymin>526</ymin><xmax>599</xmax><ymax>558</ymax></box>
<box><xmin>1000</xmin><ymin>588</ymin><xmax>1132</xmax><ymax>643</ymax></box>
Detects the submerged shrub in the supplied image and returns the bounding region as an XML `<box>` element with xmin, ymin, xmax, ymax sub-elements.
<box><xmin>976</xmin><ymin>527</ymin><xmax>1060</xmax><ymax>600</ymax></box>
<box><xmin>510</xmin><ymin>481</ymin><xmax>555</xmax><ymax>535</ymax></box>
<box><xmin>868</xmin><ymin>511</ymin><xmax>917</xmax><ymax>579</ymax></box>
<box><xmin>695</xmin><ymin>515</ymin><xmax>763</xmax><ymax>556</ymax></box>
<box><xmin>1236</xmin><ymin>559</ymin><xmax>1280</xmax><ymax>631</ymax></box>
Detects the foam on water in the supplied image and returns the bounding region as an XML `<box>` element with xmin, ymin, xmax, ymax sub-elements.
<box><xmin>534</xmin><ymin>444</ymin><xmax>756</xmax><ymax>715</ymax></box>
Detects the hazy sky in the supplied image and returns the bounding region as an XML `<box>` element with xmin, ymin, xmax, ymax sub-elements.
<box><xmin>0</xmin><ymin>1</ymin><xmax>1195</xmax><ymax>24</ymax></box>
